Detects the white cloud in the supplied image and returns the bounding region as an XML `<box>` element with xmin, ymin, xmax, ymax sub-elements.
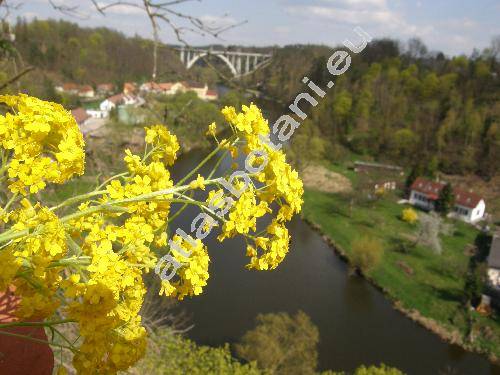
<box><xmin>273</xmin><ymin>26</ymin><xmax>291</xmax><ymax>34</ymax></box>
<box><xmin>286</xmin><ymin>0</ymin><xmax>433</xmax><ymax>38</ymax></box>
<box><xmin>199</xmin><ymin>14</ymin><xmax>238</xmax><ymax>29</ymax></box>
<box><xmin>320</xmin><ymin>0</ymin><xmax>387</xmax><ymax>8</ymax></box>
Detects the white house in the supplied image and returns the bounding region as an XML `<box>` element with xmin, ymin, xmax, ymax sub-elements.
<box><xmin>87</xmin><ymin>109</ymin><xmax>108</xmax><ymax>119</ymax></box>
<box><xmin>71</xmin><ymin>108</ymin><xmax>91</xmax><ymax>127</ymax></box>
<box><xmin>409</xmin><ymin>177</ymin><xmax>486</xmax><ymax>223</ymax></box>
<box><xmin>78</xmin><ymin>85</ymin><xmax>95</xmax><ymax>98</ymax></box>
<box><xmin>100</xmin><ymin>93</ymin><xmax>125</xmax><ymax>111</ymax></box>
<box><xmin>452</xmin><ymin>191</ymin><xmax>486</xmax><ymax>223</ymax></box>
<box><xmin>487</xmin><ymin>233</ymin><xmax>500</xmax><ymax>290</ymax></box>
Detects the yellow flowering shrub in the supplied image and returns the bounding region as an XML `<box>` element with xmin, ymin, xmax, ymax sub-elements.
<box><xmin>401</xmin><ymin>207</ymin><xmax>418</xmax><ymax>224</ymax></box>
<box><xmin>0</xmin><ymin>95</ymin><xmax>304</xmax><ymax>374</ymax></box>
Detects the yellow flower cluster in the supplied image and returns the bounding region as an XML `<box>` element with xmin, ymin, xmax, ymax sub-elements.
<box><xmin>159</xmin><ymin>234</ymin><xmax>210</xmax><ymax>300</ymax></box>
<box><xmin>62</xmin><ymin>128</ymin><xmax>181</xmax><ymax>372</ymax></box>
<box><xmin>0</xmin><ymin>95</ymin><xmax>304</xmax><ymax>374</ymax></box>
<box><xmin>0</xmin><ymin>94</ymin><xmax>85</xmax><ymax>194</ymax></box>
<box><xmin>216</xmin><ymin>104</ymin><xmax>304</xmax><ymax>270</ymax></box>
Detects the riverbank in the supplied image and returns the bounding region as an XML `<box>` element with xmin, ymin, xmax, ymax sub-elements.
<box><xmin>302</xmin><ymin>188</ymin><xmax>500</xmax><ymax>365</ymax></box>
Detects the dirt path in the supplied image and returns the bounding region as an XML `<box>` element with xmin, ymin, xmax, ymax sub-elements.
<box><xmin>301</xmin><ymin>165</ymin><xmax>352</xmax><ymax>193</ymax></box>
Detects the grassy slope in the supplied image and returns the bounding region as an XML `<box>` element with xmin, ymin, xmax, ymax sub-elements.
<box><xmin>302</xmin><ymin>170</ymin><xmax>500</xmax><ymax>359</ymax></box>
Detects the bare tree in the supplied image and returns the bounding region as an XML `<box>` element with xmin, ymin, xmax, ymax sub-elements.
<box><xmin>415</xmin><ymin>212</ymin><xmax>454</xmax><ymax>255</ymax></box>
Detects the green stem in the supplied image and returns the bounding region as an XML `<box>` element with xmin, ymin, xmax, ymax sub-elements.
<box><xmin>0</xmin><ymin>320</ymin><xmax>75</xmax><ymax>329</ymax></box>
<box><xmin>207</xmin><ymin>149</ymin><xmax>229</xmax><ymax>180</ymax></box>
<box><xmin>0</xmin><ymin>330</ymin><xmax>77</xmax><ymax>352</ymax></box>
<box><xmin>49</xmin><ymin>190</ymin><xmax>107</xmax><ymax>212</ymax></box>
<box><xmin>177</xmin><ymin>136</ymin><xmax>236</xmax><ymax>186</ymax></box>
<box><xmin>95</xmin><ymin>172</ymin><xmax>128</xmax><ymax>191</ymax></box>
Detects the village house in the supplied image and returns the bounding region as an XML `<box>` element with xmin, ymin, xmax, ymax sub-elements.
<box><xmin>140</xmin><ymin>81</ymin><xmax>186</xmax><ymax>96</ymax></box>
<box><xmin>71</xmin><ymin>107</ymin><xmax>91</xmax><ymax>127</ymax></box>
<box><xmin>409</xmin><ymin>177</ymin><xmax>486</xmax><ymax>223</ymax></box>
<box><xmin>56</xmin><ymin>83</ymin><xmax>95</xmax><ymax>98</ymax></box>
<box><xmin>100</xmin><ymin>93</ymin><xmax>124</xmax><ymax>112</ymax></box>
<box><xmin>55</xmin><ymin>83</ymin><xmax>80</xmax><ymax>96</ymax></box>
<box><xmin>374</xmin><ymin>181</ymin><xmax>397</xmax><ymax>191</ymax></box>
<box><xmin>139</xmin><ymin>81</ymin><xmax>218</xmax><ymax>101</ymax></box>
<box><xmin>99</xmin><ymin>93</ymin><xmax>144</xmax><ymax>114</ymax></box>
<box><xmin>123</xmin><ymin>82</ymin><xmax>137</xmax><ymax>95</ymax></box>
<box><xmin>78</xmin><ymin>85</ymin><xmax>95</xmax><ymax>98</ymax></box>
<box><xmin>97</xmin><ymin>83</ymin><xmax>115</xmax><ymax>96</ymax></box>
<box><xmin>185</xmin><ymin>81</ymin><xmax>208</xmax><ymax>97</ymax></box>
<box><xmin>204</xmin><ymin>89</ymin><xmax>219</xmax><ymax>101</ymax></box>
<box><xmin>353</xmin><ymin>161</ymin><xmax>402</xmax><ymax>193</ymax></box>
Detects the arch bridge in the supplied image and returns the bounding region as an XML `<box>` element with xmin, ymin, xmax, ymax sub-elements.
<box><xmin>177</xmin><ymin>47</ymin><xmax>272</xmax><ymax>78</ymax></box>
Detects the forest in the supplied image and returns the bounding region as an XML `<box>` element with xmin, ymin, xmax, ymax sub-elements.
<box><xmin>253</xmin><ymin>40</ymin><xmax>500</xmax><ymax>180</ymax></box>
<box><xmin>3</xmin><ymin>18</ymin><xmax>499</xmax><ymax>180</ymax></box>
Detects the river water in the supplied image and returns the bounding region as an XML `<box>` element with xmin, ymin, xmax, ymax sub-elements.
<box><xmin>169</xmin><ymin>150</ymin><xmax>500</xmax><ymax>375</ymax></box>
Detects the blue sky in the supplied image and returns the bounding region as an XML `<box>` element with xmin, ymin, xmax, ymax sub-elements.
<box><xmin>7</xmin><ymin>0</ymin><xmax>500</xmax><ymax>56</ymax></box>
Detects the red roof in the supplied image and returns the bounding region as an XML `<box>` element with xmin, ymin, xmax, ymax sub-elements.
<box><xmin>71</xmin><ymin>108</ymin><xmax>90</xmax><ymax>125</ymax></box>
<box><xmin>206</xmin><ymin>89</ymin><xmax>218</xmax><ymax>96</ymax></box>
<box><xmin>61</xmin><ymin>83</ymin><xmax>79</xmax><ymax>91</ymax></box>
<box><xmin>454</xmin><ymin>190</ymin><xmax>482</xmax><ymax>209</ymax></box>
<box><xmin>123</xmin><ymin>82</ymin><xmax>137</xmax><ymax>93</ymax></box>
<box><xmin>79</xmin><ymin>85</ymin><xmax>93</xmax><ymax>93</ymax></box>
<box><xmin>410</xmin><ymin>177</ymin><xmax>483</xmax><ymax>208</ymax></box>
<box><xmin>106</xmin><ymin>93</ymin><xmax>124</xmax><ymax>104</ymax></box>
<box><xmin>97</xmin><ymin>83</ymin><xmax>114</xmax><ymax>91</ymax></box>
<box><xmin>410</xmin><ymin>177</ymin><xmax>444</xmax><ymax>198</ymax></box>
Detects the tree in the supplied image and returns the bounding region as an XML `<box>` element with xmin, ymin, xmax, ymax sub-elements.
<box><xmin>353</xmin><ymin>364</ymin><xmax>404</xmax><ymax>375</ymax></box>
<box><xmin>404</xmin><ymin>165</ymin><xmax>422</xmax><ymax>197</ymax></box>
<box><xmin>435</xmin><ymin>182</ymin><xmax>454</xmax><ymax>215</ymax></box>
<box><xmin>235</xmin><ymin>311</ymin><xmax>319</xmax><ymax>375</ymax></box>
<box><xmin>135</xmin><ymin>328</ymin><xmax>261</xmax><ymax>375</ymax></box>
<box><xmin>350</xmin><ymin>237</ymin><xmax>384</xmax><ymax>274</ymax></box>
<box><xmin>464</xmin><ymin>262</ymin><xmax>487</xmax><ymax>308</ymax></box>
<box><xmin>463</xmin><ymin>232</ymin><xmax>492</xmax><ymax>307</ymax></box>
<box><xmin>414</xmin><ymin>212</ymin><xmax>453</xmax><ymax>255</ymax></box>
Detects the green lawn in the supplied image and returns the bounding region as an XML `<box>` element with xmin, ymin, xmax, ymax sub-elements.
<box><xmin>302</xmin><ymin>182</ymin><xmax>500</xmax><ymax>359</ymax></box>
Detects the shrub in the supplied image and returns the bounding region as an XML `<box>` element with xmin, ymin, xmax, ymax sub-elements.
<box><xmin>350</xmin><ymin>237</ymin><xmax>384</xmax><ymax>273</ymax></box>
<box><xmin>401</xmin><ymin>207</ymin><xmax>418</xmax><ymax>224</ymax></box>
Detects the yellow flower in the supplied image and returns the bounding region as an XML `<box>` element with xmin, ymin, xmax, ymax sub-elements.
<box><xmin>0</xmin><ymin>94</ymin><xmax>85</xmax><ymax>195</ymax></box>
<box><xmin>189</xmin><ymin>174</ymin><xmax>206</xmax><ymax>190</ymax></box>
<box><xmin>206</xmin><ymin>121</ymin><xmax>217</xmax><ymax>137</ymax></box>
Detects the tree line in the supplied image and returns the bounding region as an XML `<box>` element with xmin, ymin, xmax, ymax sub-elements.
<box><xmin>254</xmin><ymin>39</ymin><xmax>500</xmax><ymax>180</ymax></box>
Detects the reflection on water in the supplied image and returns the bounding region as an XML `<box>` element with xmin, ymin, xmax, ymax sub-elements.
<box><xmin>169</xmin><ymin>151</ymin><xmax>500</xmax><ymax>375</ymax></box>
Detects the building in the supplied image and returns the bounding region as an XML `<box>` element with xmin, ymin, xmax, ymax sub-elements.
<box><xmin>87</xmin><ymin>109</ymin><xmax>108</xmax><ymax>119</ymax></box>
<box><xmin>204</xmin><ymin>89</ymin><xmax>219</xmax><ymax>101</ymax></box>
<box><xmin>55</xmin><ymin>83</ymin><xmax>80</xmax><ymax>96</ymax></box>
<box><xmin>374</xmin><ymin>181</ymin><xmax>397</xmax><ymax>191</ymax></box>
<box><xmin>78</xmin><ymin>85</ymin><xmax>95</xmax><ymax>98</ymax></box>
<box><xmin>71</xmin><ymin>107</ymin><xmax>91</xmax><ymax>127</ymax></box>
<box><xmin>487</xmin><ymin>233</ymin><xmax>500</xmax><ymax>290</ymax></box>
<box><xmin>97</xmin><ymin>83</ymin><xmax>115</xmax><ymax>96</ymax></box>
<box><xmin>184</xmin><ymin>81</ymin><xmax>208</xmax><ymax>97</ymax></box>
<box><xmin>353</xmin><ymin>161</ymin><xmax>404</xmax><ymax>175</ymax></box>
<box><xmin>99</xmin><ymin>93</ymin><xmax>144</xmax><ymax>114</ymax></box>
<box><xmin>409</xmin><ymin>177</ymin><xmax>486</xmax><ymax>223</ymax></box>
<box><xmin>56</xmin><ymin>83</ymin><xmax>95</xmax><ymax>98</ymax></box>
<box><xmin>139</xmin><ymin>81</ymin><xmax>218</xmax><ymax>101</ymax></box>
<box><xmin>100</xmin><ymin>93</ymin><xmax>125</xmax><ymax>112</ymax></box>
<box><xmin>123</xmin><ymin>82</ymin><xmax>137</xmax><ymax>95</ymax></box>
<box><xmin>140</xmin><ymin>81</ymin><xmax>187</xmax><ymax>96</ymax></box>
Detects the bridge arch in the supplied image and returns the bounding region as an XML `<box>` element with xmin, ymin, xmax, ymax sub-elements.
<box><xmin>186</xmin><ymin>52</ymin><xmax>238</xmax><ymax>76</ymax></box>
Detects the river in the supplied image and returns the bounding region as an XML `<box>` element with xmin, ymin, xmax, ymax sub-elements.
<box><xmin>168</xmin><ymin>150</ymin><xmax>500</xmax><ymax>375</ymax></box>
